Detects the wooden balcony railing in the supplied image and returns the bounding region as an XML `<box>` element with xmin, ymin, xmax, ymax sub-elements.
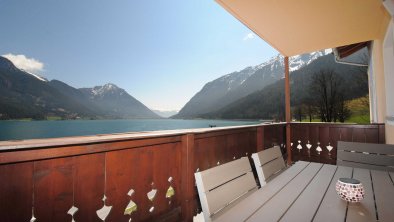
<box><xmin>290</xmin><ymin>123</ymin><xmax>385</xmax><ymax>165</ymax></box>
<box><xmin>0</xmin><ymin>123</ymin><xmax>384</xmax><ymax>221</ymax></box>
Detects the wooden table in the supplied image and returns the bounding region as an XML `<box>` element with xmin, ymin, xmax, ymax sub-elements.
<box><xmin>215</xmin><ymin>161</ymin><xmax>394</xmax><ymax>222</ymax></box>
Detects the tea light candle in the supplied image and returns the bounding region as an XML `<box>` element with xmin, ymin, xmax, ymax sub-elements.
<box><xmin>336</xmin><ymin>178</ymin><xmax>365</xmax><ymax>202</ymax></box>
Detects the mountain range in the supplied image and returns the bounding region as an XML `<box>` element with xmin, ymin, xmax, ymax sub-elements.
<box><xmin>0</xmin><ymin>56</ymin><xmax>159</xmax><ymax>120</ymax></box>
<box><xmin>153</xmin><ymin>110</ymin><xmax>179</xmax><ymax>118</ymax></box>
<box><xmin>1</xmin><ymin>49</ymin><xmax>367</xmax><ymax>121</ymax></box>
<box><xmin>200</xmin><ymin>53</ymin><xmax>368</xmax><ymax>120</ymax></box>
<box><xmin>173</xmin><ymin>50</ymin><xmax>332</xmax><ymax>118</ymax></box>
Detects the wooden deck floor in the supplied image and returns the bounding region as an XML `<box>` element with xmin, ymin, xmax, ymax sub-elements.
<box><xmin>216</xmin><ymin>161</ymin><xmax>394</xmax><ymax>222</ymax></box>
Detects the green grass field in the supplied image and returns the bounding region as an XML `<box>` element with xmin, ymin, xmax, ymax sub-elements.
<box><xmin>299</xmin><ymin>96</ymin><xmax>370</xmax><ymax>124</ymax></box>
<box><xmin>345</xmin><ymin>96</ymin><xmax>370</xmax><ymax>124</ymax></box>
<box><xmin>46</xmin><ymin>116</ymin><xmax>63</xmax><ymax>121</ymax></box>
<box><xmin>346</xmin><ymin>114</ymin><xmax>370</xmax><ymax>124</ymax></box>
<box><xmin>15</xmin><ymin>118</ymin><xmax>33</xmax><ymax>121</ymax></box>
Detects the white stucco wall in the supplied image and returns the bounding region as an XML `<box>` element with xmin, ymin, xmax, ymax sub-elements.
<box><xmin>383</xmin><ymin>19</ymin><xmax>394</xmax><ymax>144</ymax></box>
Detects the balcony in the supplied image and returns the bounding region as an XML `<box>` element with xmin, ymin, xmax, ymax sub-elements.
<box><xmin>1</xmin><ymin>0</ymin><xmax>392</xmax><ymax>221</ymax></box>
<box><xmin>0</xmin><ymin>122</ymin><xmax>385</xmax><ymax>221</ymax></box>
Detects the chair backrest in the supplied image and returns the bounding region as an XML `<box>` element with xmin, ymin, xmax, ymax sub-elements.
<box><xmin>194</xmin><ymin>157</ymin><xmax>257</xmax><ymax>221</ymax></box>
<box><xmin>337</xmin><ymin>141</ymin><xmax>394</xmax><ymax>171</ymax></box>
<box><xmin>251</xmin><ymin>146</ymin><xmax>286</xmax><ymax>186</ymax></box>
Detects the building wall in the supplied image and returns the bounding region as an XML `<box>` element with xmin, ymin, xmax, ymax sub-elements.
<box><xmin>371</xmin><ymin>40</ymin><xmax>387</xmax><ymax>123</ymax></box>
<box><xmin>383</xmin><ymin>19</ymin><xmax>394</xmax><ymax>144</ymax></box>
<box><xmin>387</xmin><ymin>125</ymin><xmax>394</xmax><ymax>144</ymax></box>
<box><xmin>383</xmin><ymin>22</ymin><xmax>394</xmax><ymax>117</ymax></box>
<box><xmin>371</xmin><ymin>12</ymin><xmax>393</xmax><ymax>144</ymax></box>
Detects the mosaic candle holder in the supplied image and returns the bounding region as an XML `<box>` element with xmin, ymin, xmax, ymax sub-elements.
<box><xmin>336</xmin><ymin>178</ymin><xmax>365</xmax><ymax>203</ymax></box>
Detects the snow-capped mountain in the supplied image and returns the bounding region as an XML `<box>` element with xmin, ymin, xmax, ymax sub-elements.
<box><xmin>253</xmin><ymin>49</ymin><xmax>331</xmax><ymax>76</ymax></box>
<box><xmin>0</xmin><ymin>55</ymin><xmax>159</xmax><ymax>119</ymax></box>
<box><xmin>0</xmin><ymin>56</ymin><xmax>19</xmax><ymax>72</ymax></box>
<box><xmin>288</xmin><ymin>49</ymin><xmax>332</xmax><ymax>71</ymax></box>
<box><xmin>0</xmin><ymin>56</ymin><xmax>101</xmax><ymax>119</ymax></box>
<box><xmin>21</xmin><ymin>69</ymin><xmax>48</xmax><ymax>82</ymax></box>
<box><xmin>80</xmin><ymin>83</ymin><xmax>160</xmax><ymax>119</ymax></box>
<box><xmin>174</xmin><ymin>50</ymin><xmax>331</xmax><ymax>118</ymax></box>
<box><xmin>85</xmin><ymin>83</ymin><xmax>126</xmax><ymax>98</ymax></box>
<box><xmin>203</xmin><ymin>52</ymin><xmax>367</xmax><ymax>120</ymax></box>
<box><xmin>0</xmin><ymin>55</ymin><xmax>48</xmax><ymax>82</ymax></box>
<box><xmin>216</xmin><ymin>66</ymin><xmax>256</xmax><ymax>92</ymax></box>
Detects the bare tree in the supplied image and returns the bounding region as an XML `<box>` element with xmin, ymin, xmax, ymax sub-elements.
<box><xmin>354</xmin><ymin>51</ymin><xmax>369</xmax><ymax>87</ymax></box>
<box><xmin>301</xmin><ymin>96</ymin><xmax>316</xmax><ymax>122</ymax></box>
<box><xmin>310</xmin><ymin>69</ymin><xmax>344</xmax><ymax>122</ymax></box>
<box><xmin>293</xmin><ymin>105</ymin><xmax>304</xmax><ymax>122</ymax></box>
<box><xmin>354</xmin><ymin>51</ymin><xmax>370</xmax><ymax>108</ymax></box>
<box><xmin>335</xmin><ymin>94</ymin><xmax>351</xmax><ymax>122</ymax></box>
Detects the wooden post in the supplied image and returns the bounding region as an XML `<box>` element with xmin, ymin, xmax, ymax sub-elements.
<box><xmin>181</xmin><ymin>133</ymin><xmax>195</xmax><ymax>222</ymax></box>
<box><xmin>378</xmin><ymin>124</ymin><xmax>386</xmax><ymax>144</ymax></box>
<box><xmin>284</xmin><ymin>56</ymin><xmax>292</xmax><ymax>165</ymax></box>
<box><xmin>256</xmin><ymin>126</ymin><xmax>264</xmax><ymax>151</ymax></box>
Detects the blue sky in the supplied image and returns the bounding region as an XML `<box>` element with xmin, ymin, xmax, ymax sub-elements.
<box><xmin>0</xmin><ymin>0</ymin><xmax>277</xmax><ymax>110</ymax></box>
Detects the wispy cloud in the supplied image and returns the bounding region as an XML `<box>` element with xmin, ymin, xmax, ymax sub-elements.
<box><xmin>2</xmin><ymin>53</ymin><xmax>44</xmax><ymax>73</ymax></box>
<box><xmin>243</xmin><ymin>32</ymin><xmax>255</xmax><ymax>41</ymax></box>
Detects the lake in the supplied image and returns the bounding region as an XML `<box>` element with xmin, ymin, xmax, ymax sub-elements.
<box><xmin>0</xmin><ymin>119</ymin><xmax>260</xmax><ymax>141</ymax></box>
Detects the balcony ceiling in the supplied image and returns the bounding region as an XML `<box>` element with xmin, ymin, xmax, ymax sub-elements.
<box><xmin>216</xmin><ymin>0</ymin><xmax>390</xmax><ymax>56</ymax></box>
